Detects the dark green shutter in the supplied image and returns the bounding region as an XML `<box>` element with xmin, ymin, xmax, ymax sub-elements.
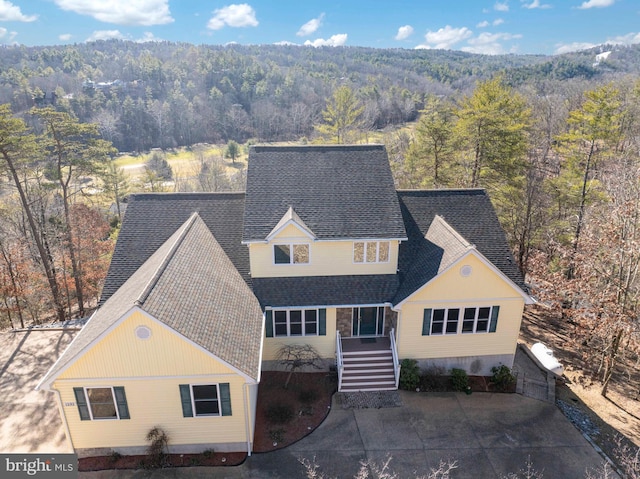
<box><xmin>489</xmin><ymin>306</ymin><xmax>500</xmax><ymax>333</ymax></box>
<box><xmin>113</xmin><ymin>386</ymin><xmax>130</xmax><ymax>419</ymax></box>
<box><xmin>73</xmin><ymin>387</ymin><xmax>90</xmax><ymax>421</ymax></box>
<box><xmin>219</xmin><ymin>383</ymin><xmax>232</xmax><ymax>416</ymax></box>
<box><xmin>265</xmin><ymin>310</ymin><xmax>273</xmax><ymax>338</ymax></box>
<box><xmin>319</xmin><ymin>309</ymin><xmax>326</xmax><ymax>336</ymax></box>
<box><xmin>179</xmin><ymin>384</ymin><xmax>193</xmax><ymax>417</ymax></box>
<box><xmin>422</xmin><ymin>308</ymin><xmax>432</xmax><ymax>336</ymax></box>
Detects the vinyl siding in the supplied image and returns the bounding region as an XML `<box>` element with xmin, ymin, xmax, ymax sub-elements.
<box><xmin>249</xmin><ymin>238</ymin><xmax>399</xmax><ymax>278</ymax></box>
<box><xmin>55</xmin><ymin>376</ymin><xmax>249</xmax><ymax>449</ymax></box>
<box><xmin>261</xmin><ymin>308</ymin><xmax>337</xmax><ymax>360</ymax></box>
<box><xmin>60</xmin><ymin>311</ymin><xmax>239</xmax><ymax>379</ymax></box>
<box><xmin>396</xmin><ymin>253</ymin><xmax>525</xmax><ymax>359</ymax></box>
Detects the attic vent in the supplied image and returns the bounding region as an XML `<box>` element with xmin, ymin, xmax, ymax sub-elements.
<box><xmin>135</xmin><ymin>325</ymin><xmax>152</xmax><ymax>340</ymax></box>
<box><xmin>460</xmin><ymin>265</ymin><xmax>473</xmax><ymax>277</ymax></box>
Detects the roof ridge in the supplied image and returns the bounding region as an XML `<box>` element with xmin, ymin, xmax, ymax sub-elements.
<box><xmin>136</xmin><ymin>212</ymin><xmax>200</xmax><ymax>306</ymax></box>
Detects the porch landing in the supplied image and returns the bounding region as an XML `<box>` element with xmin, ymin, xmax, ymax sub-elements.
<box><xmin>340</xmin><ymin>336</ymin><xmax>391</xmax><ymax>352</ymax></box>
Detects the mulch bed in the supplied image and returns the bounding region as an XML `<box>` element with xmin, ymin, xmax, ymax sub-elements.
<box><xmin>253</xmin><ymin>371</ymin><xmax>337</xmax><ymax>452</ymax></box>
<box><xmin>79</xmin><ymin>371</ymin><xmax>337</xmax><ymax>471</ymax></box>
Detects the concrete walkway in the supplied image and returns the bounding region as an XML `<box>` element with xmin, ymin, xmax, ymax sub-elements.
<box><xmin>80</xmin><ymin>391</ymin><xmax>613</xmax><ymax>479</ymax></box>
<box><xmin>0</xmin><ymin>329</ymin><xmax>76</xmax><ymax>454</ymax></box>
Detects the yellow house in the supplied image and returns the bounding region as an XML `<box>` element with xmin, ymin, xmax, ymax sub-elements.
<box><xmin>39</xmin><ymin>144</ymin><xmax>532</xmax><ymax>457</ymax></box>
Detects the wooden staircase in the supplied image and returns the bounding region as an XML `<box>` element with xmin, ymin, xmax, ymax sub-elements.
<box><xmin>340</xmin><ymin>348</ymin><xmax>397</xmax><ymax>392</ymax></box>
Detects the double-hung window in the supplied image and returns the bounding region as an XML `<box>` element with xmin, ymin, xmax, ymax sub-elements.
<box><xmin>273</xmin><ymin>309</ymin><xmax>319</xmax><ymax>337</ymax></box>
<box><xmin>274</xmin><ymin>243</ymin><xmax>309</xmax><ymax>265</ymax></box>
<box><xmin>73</xmin><ymin>386</ymin><xmax>130</xmax><ymax>421</ymax></box>
<box><xmin>422</xmin><ymin>306</ymin><xmax>500</xmax><ymax>336</ymax></box>
<box><xmin>353</xmin><ymin>241</ymin><xmax>390</xmax><ymax>263</ymax></box>
<box><xmin>179</xmin><ymin>383</ymin><xmax>232</xmax><ymax>417</ymax></box>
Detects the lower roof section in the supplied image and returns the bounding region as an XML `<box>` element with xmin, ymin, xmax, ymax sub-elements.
<box><xmin>252</xmin><ymin>274</ymin><xmax>399</xmax><ymax>309</ymax></box>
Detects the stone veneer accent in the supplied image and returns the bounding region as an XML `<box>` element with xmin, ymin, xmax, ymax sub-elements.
<box><xmin>336</xmin><ymin>308</ymin><xmax>352</xmax><ymax>337</ymax></box>
<box><xmin>384</xmin><ymin>306</ymin><xmax>397</xmax><ymax>335</ymax></box>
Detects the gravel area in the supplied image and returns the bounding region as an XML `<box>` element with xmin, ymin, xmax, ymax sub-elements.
<box><xmin>556</xmin><ymin>399</ymin><xmax>601</xmax><ymax>438</ymax></box>
<box><xmin>337</xmin><ymin>390</ymin><xmax>402</xmax><ymax>409</ymax></box>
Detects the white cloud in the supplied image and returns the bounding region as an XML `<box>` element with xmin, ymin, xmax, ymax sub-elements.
<box><xmin>462</xmin><ymin>32</ymin><xmax>522</xmax><ymax>54</ymax></box>
<box><xmin>304</xmin><ymin>33</ymin><xmax>348</xmax><ymax>47</ymax></box>
<box><xmin>477</xmin><ymin>20</ymin><xmax>490</xmax><ymax>28</ymax></box>
<box><xmin>0</xmin><ymin>26</ymin><xmax>17</xmax><ymax>42</ymax></box>
<box><xmin>395</xmin><ymin>25</ymin><xmax>414</xmax><ymax>41</ymax></box>
<box><xmin>578</xmin><ymin>0</ymin><xmax>614</xmax><ymax>8</ymax></box>
<box><xmin>297</xmin><ymin>13</ymin><xmax>324</xmax><ymax>37</ymax></box>
<box><xmin>0</xmin><ymin>0</ymin><xmax>37</xmax><ymax>22</ymax></box>
<box><xmin>422</xmin><ymin>25</ymin><xmax>473</xmax><ymax>49</ymax></box>
<box><xmin>522</xmin><ymin>0</ymin><xmax>552</xmax><ymax>8</ymax></box>
<box><xmin>86</xmin><ymin>30</ymin><xmax>125</xmax><ymax>42</ymax></box>
<box><xmin>274</xmin><ymin>40</ymin><xmax>297</xmax><ymax>46</ymax></box>
<box><xmin>59</xmin><ymin>33</ymin><xmax>72</xmax><ymax>41</ymax></box>
<box><xmin>207</xmin><ymin>4</ymin><xmax>258</xmax><ymax>30</ymax></box>
<box><xmin>606</xmin><ymin>31</ymin><xmax>640</xmax><ymax>45</ymax></box>
<box><xmin>493</xmin><ymin>18</ymin><xmax>505</xmax><ymax>25</ymax></box>
<box><xmin>137</xmin><ymin>32</ymin><xmax>162</xmax><ymax>43</ymax></box>
<box><xmin>494</xmin><ymin>1</ymin><xmax>509</xmax><ymax>11</ymax></box>
<box><xmin>554</xmin><ymin>41</ymin><xmax>597</xmax><ymax>54</ymax></box>
<box><xmin>54</xmin><ymin>0</ymin><xmax>172</xmax><ymax>26</ymax></box>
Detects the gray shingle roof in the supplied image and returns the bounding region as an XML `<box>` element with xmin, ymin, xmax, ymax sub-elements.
<box><xmin>242</xmin><ymin>145</ymin><xmax>407</xmax><ymax>242</ymax></box>
<box><xmin>394</xmin><ymin>189</ymin><xmax>527</xmax><ymax>304</ymax></box>
<box><xmin>39</xmin><ymin>214</ymin><xmax>263</xmax><ymax>388</ymax></box>
<box><xmin>252</xmin><ymin>274</ymin><xmax>399</xmax><ymax>308</ymax></box>
<box><xmin>101</xmin><ymin>192</ymin><xmax>249</xmax><ymax>305</ymax></box>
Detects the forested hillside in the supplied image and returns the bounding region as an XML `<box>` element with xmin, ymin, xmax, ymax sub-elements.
<box><xmin>0</xmin><ymin>40</ymin><xmax>632</xmax><ymax>152</ymax></box>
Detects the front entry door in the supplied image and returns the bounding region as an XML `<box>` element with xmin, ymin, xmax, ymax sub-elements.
<box><xmin>352</xmin><ymin>307</ymin><xmax>384</xmax><ymax>336</ymax></box>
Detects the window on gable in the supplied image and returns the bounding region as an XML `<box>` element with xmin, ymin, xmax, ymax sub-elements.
<box><xmin>74</xmin><ymin>386</ymin><xmax>130</xmax><ymax>421</ymax></box>
<box><xmin>423</xmin><ymin>306</ymin><xmax>500</xmax><ymax>336</ymax></box>
<box><xmin>354</xmin><ymin>241</ymin><xmax>390</xmax><ymax>263</ymax></box>
<box><xmin>272</xmin><ymin>309</ymin><xmax>320</xmax><ymax>337</ymax></box>
<box><xmin>274</xmin><ymin>244</ymin><xmax>309</xmax><ymax>264</ymax></box>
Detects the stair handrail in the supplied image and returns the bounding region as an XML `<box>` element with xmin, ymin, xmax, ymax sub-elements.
<box><xmin>390</xmin><ymin>327</ymin><xmax>400</xmax><ymax>389</ymax></box>
<box><xmin>336</xmin><ymin>330</ymin><xmax>344</xmax><ymax>390</ymax></box>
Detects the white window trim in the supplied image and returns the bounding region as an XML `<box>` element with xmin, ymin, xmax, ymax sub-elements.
<box><xmin>273</xmin><ymin>243</ymin><xmax>310</xmax><ymax>265</ymax></box>
<box><xmin>353</xmin><ymin>241</ymin><xmax>390</xmax><ymax>264</ymax></box>
<box><xmin>461</xmin><ymin>306</ymin><xmax>493</xmax><ymax>334</ymax></box>
<box><xmin>190</xmin><ymin>383</ymin><xmax>222</xmax><ymax>417</ymax></box>
<box><xmin>430</xmin><ymin>308</ymin><xmax>460</xmax><ymax>336</ymax></box>
<box><xmin>273</xmin><ymin>308</ymin><xmax>320</xmax><ymax>337</ymax></box>
<box><xmin>84</xmin><ymin>386</ymin><xmax>119</xmax><ymax>421</ymax></box>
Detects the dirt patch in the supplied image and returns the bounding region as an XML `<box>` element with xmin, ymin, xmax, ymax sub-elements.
<box><xmin>253</xmin><ymin>371</ymin><xmax>337</xmax><ymax>452</ymax></box>
<box><xmin>520</xmin><ymin>307</ymin><xmax>640</xmax><ymax>468</ymax></box>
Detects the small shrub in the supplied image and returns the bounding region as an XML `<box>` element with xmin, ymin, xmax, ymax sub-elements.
<box><xmin>269</xmin><ymin>428</ymin><xmax>285</xmax><ymax>443</ymax></box>
<box><xmin>299</xmin><ymin>405</ymin><xmax>313</xmax><ymax>416</ymax></box>
<box><xmin>491</xmin><ymin>365</ymin><xmax>516</xmax><ymax>392</ymax></box>
<box><xmin>145</xmin><ymin>426</ymin><xmax>169</xmax><ymax>469</ymax></box>
<box><xmin>399</xmin><ymin>358</ymin><xmax>420</xmax><ymax>390</ymax></box>
<box><xmin>450</xmin><ymin>368</ymin><xmax>469</xmax><ymax>392</ymax></box>
<box><xmin>298</xmin><ymin>388</ymin><xmax>318</xmax><ymax>404</ymax></box>
<box><xmin>266</xmin><ymin>403</ymin><xmax>294</xmax><ymax>424</ymax></box>
<box><xmin>108</xmin><ymin>451</ymin><xmax>122</xmax><ymax>465</ymax></box>
<box><xmin>202</xmin><ymin>449</ymin><xmax>215</xmax><ymax>459</ymax></box>
<box><xmin>420</xmin><ymin>365</ymin><xmax>448</xmax><ymax>392</ymax></box>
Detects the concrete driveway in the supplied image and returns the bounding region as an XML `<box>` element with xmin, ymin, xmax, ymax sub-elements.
<box><xmin>0</xmin><ymin>328</ymin><xmax>76</xmax><ymax>454</ymax></box>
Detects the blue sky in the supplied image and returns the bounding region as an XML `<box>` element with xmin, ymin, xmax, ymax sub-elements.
<box><xmin>0</xmin><ymin>0</ymin><xmax>638</xmax><ymax>55</ymax></box>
